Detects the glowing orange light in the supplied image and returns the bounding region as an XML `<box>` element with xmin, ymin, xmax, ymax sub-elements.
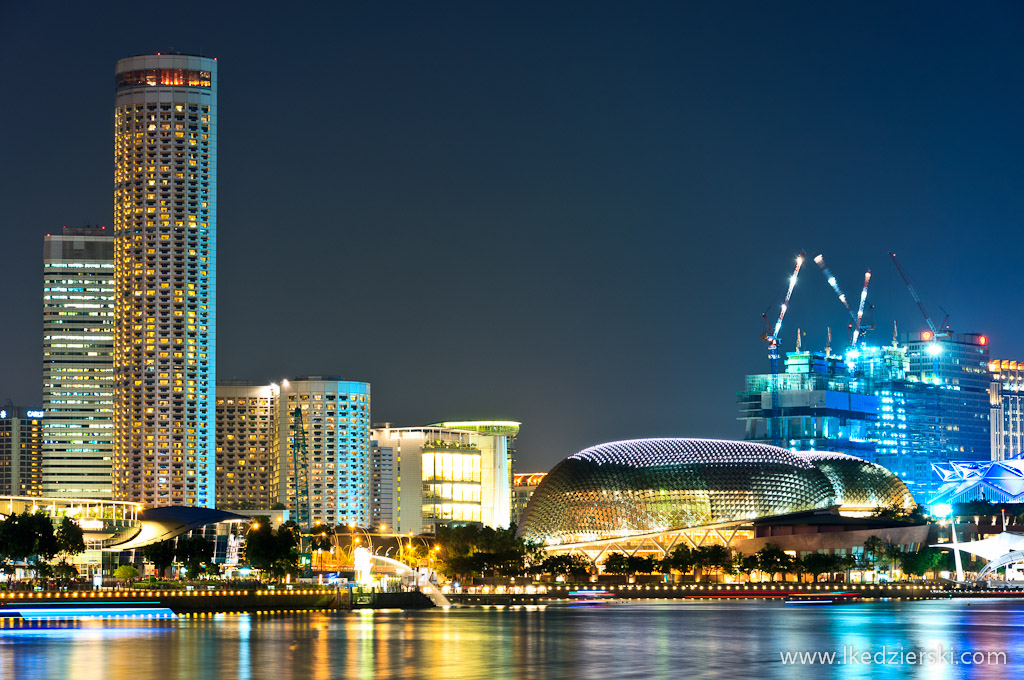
<box><xmin>979</xmin><ymin>335</ymin><xmax>988</xmax><ymax>345</ymax></box>
<box><xmin>921</xmin><ymin>331</ymin><xmax>933</xmax><ymax>341</ymax></box>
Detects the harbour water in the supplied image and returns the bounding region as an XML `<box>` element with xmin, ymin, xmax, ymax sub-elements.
<box><xmin>2</xmin><ymin>599</ymin><xmax>1021</xmax><ymax>679</ymax></box>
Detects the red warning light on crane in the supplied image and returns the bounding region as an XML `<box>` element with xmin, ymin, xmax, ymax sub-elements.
<box><xmin>921</xmin><ymin>331</ymin><xmax>934</xmax><ymax>341</ymax></box>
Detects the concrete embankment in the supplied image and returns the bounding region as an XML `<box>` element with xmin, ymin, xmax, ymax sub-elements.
<box><xmin>0</xmin><ymin>588</ymin><xmax>430</xmax><ymax>614</ymax></box>
<box><xmin>448</xmin><ymin>582</ymin><xmax>962</xmax><ymax>605</ymax></box>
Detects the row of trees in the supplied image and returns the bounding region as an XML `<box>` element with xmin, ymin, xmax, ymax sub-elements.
<box><xmin>601</xmin><ymin>540</ymin><xmax>954</xmax><ymax>582</ymax></box>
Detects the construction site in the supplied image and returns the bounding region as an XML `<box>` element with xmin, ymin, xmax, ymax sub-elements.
<box><xmin>739</xmin><ymin>251</ymin><xmax>1001</xmax><ymax>502</ymax></box>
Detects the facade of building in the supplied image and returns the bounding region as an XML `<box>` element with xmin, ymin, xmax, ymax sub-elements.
<box><xmin>112</xmin><ymin>54</ymin><xmax>217</xmax><ymax>507</ymax></box>
<box><xmin>369</xmin><ymin>437</ymin><xmax>395</xmax><ymax>531</ymax></box>
<box><xmin>278</xmin><ymin>378</ymin><xmax>371</xmax><ymax>527</ymax></box>
<box><xmin>0</xmin><ymin>407</ymin><xmax>44</xmax><ymax>496</ymax></box>
<box><xmin>214</xmin><ymin>382</ymin><xmax>279</xmax><ymax>510</ymax></box>
<box><xmin>901</xmin><ymin>331</ymin><xmax>991</xmax><ymax>461</ymax></box>
<box><xmin>738</xmin><ymin>351</ymin><xmax>878</xmax><ymax>459</ymax></box>
<box><xmin>42</xmin><ymin>226</ymin><xmax>115</xmax><ymax>499</ymax></box>
<box><xmin>989</xmin><ymin>359</ymin><xmax>1024</xmax><ymax>462</ymax></box>
<box><xmin>369</xmin><ymin>425</ymin><xmax>513</xmax><ymax>535</ymax></box>
<box><xmin>741</xmin><ymin>337</ymin><xmax>987</xmax><ymax>501</ymax></box>
<box><xmin>512</xmin><ymin>472</ymin><xmax>545</xmax><ymax>526</ymax></box>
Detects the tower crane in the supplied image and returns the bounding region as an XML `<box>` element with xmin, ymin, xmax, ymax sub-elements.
<box><xmin>851</xmin><ymin>270</ymin><xmax>872</xmax><ymax>345</ymax></box>
<box><xmin>761</xmin><ymin>252</ymin><xmax>806</xmax><ymax>376</ymax></box>
<box><xmin>889</xmin><ymin>252</ymin><xmax>949</xmax><ymax>336</ymax></box>
<box><xmin>289</xmin><ymin>406</ymin><xmax>311</xmax><ymax>528</ymax></box>
<box><xmin>761</xmin><ymin>252</ymin><xmax>805</xmax><ymax>447</ymax></box>
<box><xmin>813</xmin><ymin>254</ymin><xmax>855</xmax><ymax>317</ymax></box>
<box><xmin>813</xmin><ymin>253</ymin><xmax>872</xmax><ymax>345</ymax></box>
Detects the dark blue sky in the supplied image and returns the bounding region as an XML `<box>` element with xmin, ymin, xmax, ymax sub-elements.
<box><xmin>3</xmin><ymin>2</ymin><xmax>1023</xmax><ymax>471</ymax></box>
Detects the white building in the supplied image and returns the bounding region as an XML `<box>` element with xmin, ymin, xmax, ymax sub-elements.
<box><xmin>370</xmin><ymin>424</ymin><xmax>512</xmax><ymax>534</ymax></box>
<box><xmin>42</xmin><ymin>227</ymin><xmax>115</xmax><ymax>498</ymax></box>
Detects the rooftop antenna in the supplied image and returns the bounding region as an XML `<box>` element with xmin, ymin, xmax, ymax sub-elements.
<box><xmin>796</xmin><ymin>328</ymin><xmax>802</xmax><ymax>353</ymax></box>
<box><xmin>825</xmin><ymin>326</ymin><xmax>833</xmax><ymax>357</ymax></box>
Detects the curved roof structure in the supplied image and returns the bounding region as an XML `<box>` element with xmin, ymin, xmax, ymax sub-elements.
<box><xmin>931</xmin><ymin>454</ymin><xmax>1024</xmax><ymax>504</ymax></box>
<box><xmin>519</xmin><ymin>439</ymin><xmax>837</xmax><ymax>545</ymax></box>
<box><xmin>103</xmin><ymin>506</ymin><xmax>247</xmax><ymax>551</ymax></box>
<box><xmin>794</xmin><ymin>452</ymin><xmax>914</xmax><ymax>511</ymax></box>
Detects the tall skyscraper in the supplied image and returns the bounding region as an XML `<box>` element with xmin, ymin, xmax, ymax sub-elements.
<box><xmin>42</xmin><ymin>226</ymin><xmax>115</xmax><ymax>498</ymax></box>
<box><xmin>112</xmin><ymin>55</ymin><xmax>217</xmax><ymax>507</ymax></box>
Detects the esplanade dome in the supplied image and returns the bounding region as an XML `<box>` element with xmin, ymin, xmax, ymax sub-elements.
<box><xmin>519</xmin><ymin>439</ymin><xmax>912</xmax><ymax>545</ymax></box>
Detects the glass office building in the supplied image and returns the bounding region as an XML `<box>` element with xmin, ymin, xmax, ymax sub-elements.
<box><xmin>42</xmin><ymin>227</ymin><xmax>115</xmax><ymax>498</ymax></box>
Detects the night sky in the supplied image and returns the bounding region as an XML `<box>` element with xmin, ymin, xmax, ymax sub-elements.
<box><xmin>3</xmin><ymin>2</ymin><xmax>1024</xmax><ymax>472</ymax></box>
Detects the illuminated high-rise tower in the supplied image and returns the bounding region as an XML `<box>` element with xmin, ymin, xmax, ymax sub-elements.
<box><xmin>43</xmin><ymin>226</ymin><xmax>115</xmax><ymax>498</ymax></box>
<box><xmin>113</xmin><ymin>54</ymin><xmax>217</xmax><ymax>507</ymax></box>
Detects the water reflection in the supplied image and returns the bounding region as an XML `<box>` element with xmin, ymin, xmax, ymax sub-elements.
<box><xmin>0</xmin><ymin>601</ymin><xmax>1021</xmax><ymax>679</ymax></box>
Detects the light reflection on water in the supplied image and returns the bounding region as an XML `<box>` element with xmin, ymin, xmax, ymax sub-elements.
<box><xmin>0</xmin><ymin>599</ymin><xmax>1021</xmax><ymax>679</ymax></box>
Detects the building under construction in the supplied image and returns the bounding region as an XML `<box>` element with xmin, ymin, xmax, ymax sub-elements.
<box><xmin>741</xmin><ymin>252</ymin><xmax>993</xmax><ymax>502</ymax></box>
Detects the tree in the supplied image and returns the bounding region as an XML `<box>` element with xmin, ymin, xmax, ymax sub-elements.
<box><xmin>52</xmin><ymin>516</ymin><xmax>85</xmax><ymax>580</ymax></box>
<box><xmin>540</xmin><ymin>554</ymin><xmax>591</xmax><ymax>580</ymax></box>
<box><xmin>664</xmin><ymin>545</ymin><xmax>692</xmax><ymax>576</ymax></box>
<box><xmin>626</xmin><ymin>554</ymin><xmax>660</xmax><ymax>574</ymax></box>
<box><xmin>690</xmin><ymin>545</ymin><xmax>732</xmax><ymax>582</ymax></box>
<box><xmin>176</xmin><ymin>534</ymin><xmax>215</xmax><ymax>578</ymax></box>
<box><xmin>755</xmin><ymin>544</ymin><xmax>793</xmax><ymax>582</ymax></box>
<box><xmin>0</xmin><ymin>512</ymin><xmax>58</xmax><ymax>576</ymax></box>
<box><xmin>899</xmin><ymin>547</ymin><xmax>943</xmax><ymax>579</ymax></box>
<box><xmin>141</xmin><ymin>539</ymin><xmax>177</xmax><ymax>578</ymax></box>
<box><xmin>862</xmin><ymin>535</ymin><xmax>885</xmax><ymax>572</ymax></box>
<box><xmin>735</xmin><ymin>552</ymin><xmax>760</xmax><ymax>582</ymax></box>
<box><xmin>114</xmin><ymin>565</ymin><xmax>139</xmax><ymax>583</ymax></box>
<box><xmin>245</xmin><ymin>520</ymin><xmax>298</xmax><ymax>580</ymax></box>
<box><xmin>800</xmin><ymin>552</ymin><xmax>837</xmax><ymax>583</ymax></box>
<box><xmin>883</xmin><ymin>543</ymin><xmax>904</xmax><ymax>580</ymax></box>
<box><xmin>602</xmin><ymin>553</ymin><xmax>630</xmax><ymax>575</ymax></box>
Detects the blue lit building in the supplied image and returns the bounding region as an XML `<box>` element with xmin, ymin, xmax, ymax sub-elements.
<box><xmin>738</xmin><ymin>350</ymin><xmax>878</xmax><ymax>459</ymax></box>
<box><xmin>901</xmin><ymin>331</ymin><xmax>991</xmax><ymax>462</ymax></box>
<box><xmin>741</xmin><ymin>337</ymin><xmax>976</xmax><ymax>501</ymax></box>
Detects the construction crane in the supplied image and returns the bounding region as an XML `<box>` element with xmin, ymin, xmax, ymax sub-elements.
<box><xmin>761</xmin><ymin>251</ymin><xmax>806</xmax><ymax>377</ymax></box>
<box><xmin>813</xmin><ymin>253</ymin><xmax>872</xmax><ymax>345</ymax></box>
<box><xmin>289</xmin><ymin>406</ymin><xmax>311</xmax><ymax>528</ymax></box>
<box><xmin>851</xmin><ymin>270</ymin><xmax>872</xmax><ymax>345</ymax></box>
<box><xmin>889</xmin><ymin>252</ymin><xmax>948</xmax><ymax>335</ymax></box>
<box><xmin>813</xmin><ymin>254</ymin><xmax>855</xmax><ymax>318</ymax></box>
<box><xmin>761</xmin><ymin>252</ymin><xmax>805</xmax><ymax>447</ymax></box>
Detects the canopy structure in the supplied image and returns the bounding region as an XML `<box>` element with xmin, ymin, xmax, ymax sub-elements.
<box><xmin>103</xmin><ymin>506</ymin><xmax>247</xmax><ymax>551</ymax></box>
<box><xmin>932</xmin><ymin>531</ymin><xmax>1024</xmax><ymax>582</ymax></box>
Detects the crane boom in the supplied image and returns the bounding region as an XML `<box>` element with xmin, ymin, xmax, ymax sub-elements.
<box><xmin>289</xmin><ymin>406</ymin><xmax>311</xmax><ymax>527</ymax></box>
<box><xmin>851</xmin><ymin>270</ymin><xmax>871</xmax><ymax>345</ymax></box>
<box><xmin>813</xmin><ymin>254</ymin><xmax>855</xmax><ymax>319</ymax></box>
<box><xmin>889</xmin><ymin>252</ymin><xmax>937</xmax><ymax>334</ymax></box>
<box><xmin>772</xmin><ymin>252</ymin><xmax>805</xmax><ymax>340</ymax></box>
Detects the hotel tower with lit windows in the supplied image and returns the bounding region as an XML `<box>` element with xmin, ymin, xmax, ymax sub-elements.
<box><xmin>112</xmin><ymin>55</ymin><xmax>217</xmax><ymax>507</ymax></box>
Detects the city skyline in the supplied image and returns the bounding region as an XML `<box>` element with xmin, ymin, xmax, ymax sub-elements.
<box><xmin>4</xmin><ymin>3</ymin><xmax>1024</xmax><ymax>472</ymax></box>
